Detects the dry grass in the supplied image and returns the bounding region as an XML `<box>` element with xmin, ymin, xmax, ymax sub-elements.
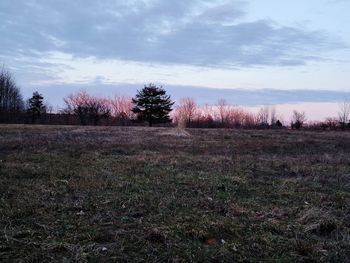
<box><xmin>0</xmin><ymin>125</ymin><xmax>350</xmax><ymax>262</ymax></box>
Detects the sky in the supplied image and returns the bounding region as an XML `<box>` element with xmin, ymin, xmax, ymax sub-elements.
<box><xmin>1</xmin><ymin>0</ymin><xmax>350</xmax><ymax>119</ymax></box>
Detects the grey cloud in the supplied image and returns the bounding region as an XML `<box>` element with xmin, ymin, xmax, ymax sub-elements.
<box><xmin>197</xmin><ymin>1</ymin><xmax>247</xmax><ymax>24</ymax></box>
<box><xmin>0</xmin><ymin>0</ymin><xmax>346</xmax><ymax>68</ymax></box>
<box><xmin>25</xmin><ymin>82</ymin><xmax>350</xmax><ymax>109</ymax></box>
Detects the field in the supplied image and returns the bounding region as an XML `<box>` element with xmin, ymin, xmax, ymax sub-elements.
<box><xmin>0</xmin><ymin>125</ymin><xmax>349</xmax><ymax>262</ymax></box>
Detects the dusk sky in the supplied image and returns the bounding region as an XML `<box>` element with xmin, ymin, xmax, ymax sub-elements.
<box><xmin>1</xmin><ymin>0</ymin><xmax>350</xmax><ymax>118</ymax></box>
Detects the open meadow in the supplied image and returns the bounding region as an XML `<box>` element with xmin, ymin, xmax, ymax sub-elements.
<box><xmin>0</xmin><ymin>125</ymin><xmax>349</xmax><ymax>262</ymax></box>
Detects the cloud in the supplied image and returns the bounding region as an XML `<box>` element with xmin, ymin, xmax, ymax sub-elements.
<box><xmin>197</xmin><ymin>1</ymin><xmax>247</xmax><ymax>23</ymax></box>
<box><xmin>0</xmin><ymin>0</ymin><xmax>345</xmax><ymax>69</ymax></box>
<box><xmin>26</xmin><ymin>81</ymin><xmax>350</xmax><ymax>109</ymax></box>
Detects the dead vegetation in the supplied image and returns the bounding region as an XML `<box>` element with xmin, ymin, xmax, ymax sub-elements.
<box><xmin>0</xmin><ymin>125</ymin><xmax>349</xmax><ymax>262</ymax></box>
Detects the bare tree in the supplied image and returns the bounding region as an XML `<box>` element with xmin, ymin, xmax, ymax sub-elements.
<box><xmin>175</xmin><ymin>97</ymin><xmax>197</xmax><ymax>127</ymax></box>
<box><xmin>0</xmin><ymin>68</ymin><xmax>24</xmax><ymax>114</ymax></box>
<box><xmin>243</xmin><ymin>112</ymin><xmax>258</xmax><ymax>128</ymax></box>
<box><xmin>110</xmin><ymin>95</ymin><xmax>134</xmax><ymax>120</ymax></box>
<box><xmin>270</xmin><ymin>106</ymin><xmax>277</xmax><ymax>126</ymax></box>
<box><xmin>200</xmin><ymin>103</ymin><xmax>215</xmax><ymax>126</ymax></box>
<box><xmin>217</xmin><ymin>99</ymin><xmax>229</xmax><ymax>127</ymax></box>
<box><xmin>63</xmin><ymin>91</ymin><xmax>111</xmax><ymax>125</ymax></box>
<box><xmin>291</xmin><ymin>110</ymin><xmax>307</xmax><ymax>129</ymax></box>
<box><xmin>338</xmin><ymin>101</ymin><xmax>350</xmax><ymax>129</ymax></box>
<box><xmin>257</xmin><ymin>106</ymin><xmax>270</xmax><ymax>126</ymax></box>
<box><xmin>227</xmin><ymin>107</ymin><xmax>245</xmax><ymax>128</ymax></box>
<box><xmin>325</xmin><ymin>117</ymin><xmax>338</xmax><ymax>130</ymax></box>
<box><xmin>88</xmin><ymin>97</ymin><xmax>111</xmax><ymax>125</ymax></box>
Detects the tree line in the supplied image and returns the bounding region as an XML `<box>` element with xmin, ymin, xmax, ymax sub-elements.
<box><xmin>1</xmin><ymin>67</ymin><xmax>350</xmax><ymax>130</ymax></box>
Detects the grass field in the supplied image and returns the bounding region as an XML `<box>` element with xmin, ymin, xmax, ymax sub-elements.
<box><xmin>0</xmin><ymin>125</ymin><xmax>349</xmax><ymax>262</ymax></box>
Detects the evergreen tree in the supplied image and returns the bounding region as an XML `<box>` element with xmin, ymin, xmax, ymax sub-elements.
<box><xmin>27</xmin><ymin>91</ymin><xmax>46</xmax><ymax>122</ymax></box>
<box><xmin>275</xmin><ymin>120</ymin><xmax>283</xmax><ymax>128</ymax></box>
<box><xmin>132</xmin><ymin>84</ymin><xmax>174</xmax><ymax>127</ymax></box>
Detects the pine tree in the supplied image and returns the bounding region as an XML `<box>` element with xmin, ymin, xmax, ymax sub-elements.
<box><xmin>132</xmin><ymin>84</ymin><xmax>174</xmax><ymax>127</ymax></box>
<box><xmin>27</xmin><ymin>91</ymin><xmax>46</xmax><ymax>122</ymax></box>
